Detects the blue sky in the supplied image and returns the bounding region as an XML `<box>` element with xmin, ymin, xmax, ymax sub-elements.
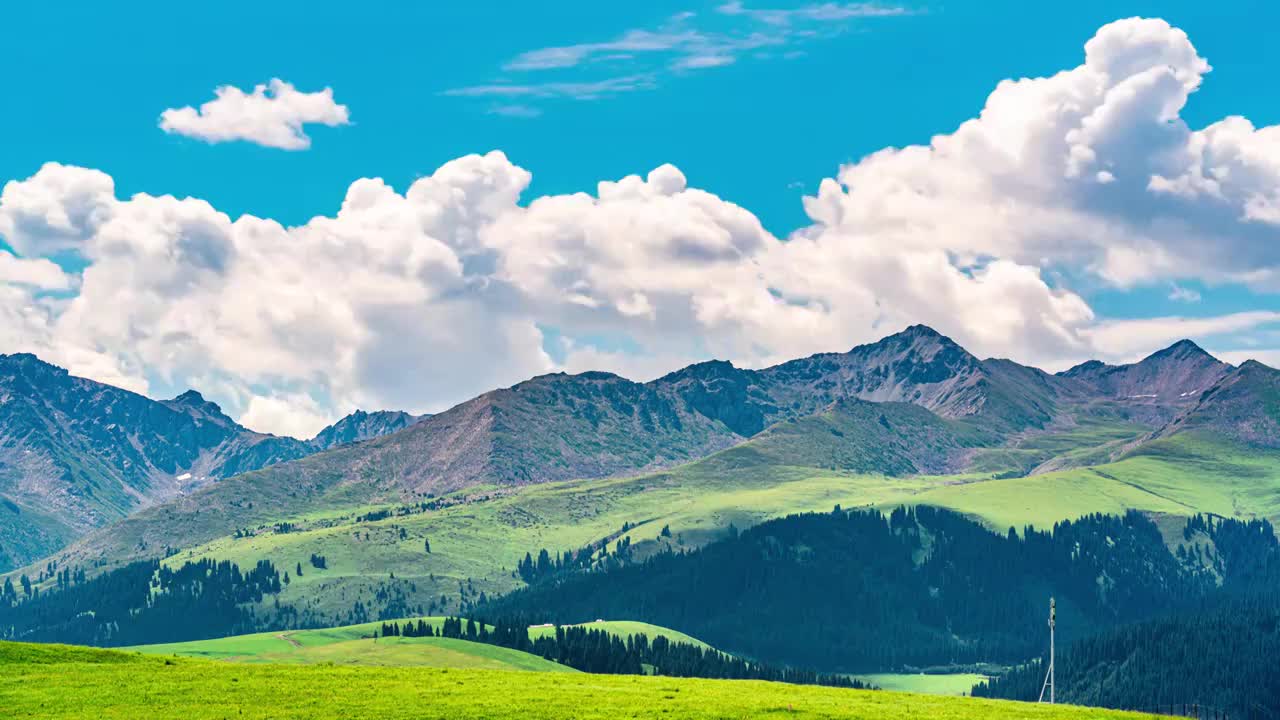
<box><xmin>6</xmin><ymin>1</ymin><xmax>1274</xmax><ymax>230</ymax></box>
<box><xmin>2</xmin><ymin>1</ymin><xmax>1279</xmax><ymax>435</ymax></box>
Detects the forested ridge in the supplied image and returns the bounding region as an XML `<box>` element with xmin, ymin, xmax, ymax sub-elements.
<box><xmin>0</xmin><ymin>558</ymin><xmax>288</xmax><ymax>646</ymax></box>
<box><xmin>974</xmin><ymin>515</ymin><xmax>1280</xmax><ymax>719</ymax></box>
<box><xmin>485</xmin><ymin>508</ymin><xmax>1279</xmax><ymax>672</ymax></box>
<box><xmin>379</xmin><ymin>616</ymin><xmax>864</xmax><ymax>688</ymax></box>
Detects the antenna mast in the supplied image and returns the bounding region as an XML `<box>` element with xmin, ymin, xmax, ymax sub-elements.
<box><xmin>1038</xmin><ymin>597</ymin><xmax>1056</xmax><ymax>704</ymax></box>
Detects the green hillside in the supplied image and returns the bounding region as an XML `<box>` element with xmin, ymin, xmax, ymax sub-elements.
<box><xmin>21</xmin><ymin>419</ymin><xmax>1269</xmax><ymax>630</ymax></box>
<box><xmin>912</xmin><ymin>433</ymin><xmax>1280</xmax><ymax>532</ymax></box>
<box><xmin>0</xmin><ymin>640</ymin><xmax>1163</xmax><ymax>720</ymax></box>
<box><xmin>854</xmin><ymin>673</ymin><xmax>992</xmax><ymax>696</ymax></box>
<box><xmin>132</xmin><ymin>617</ymin><xmax>712</xmax><ymax>669</ymax></box>
<box><xmin>130</xmin><ymin>619</ymin><xmax>570</xmax><ymax>672</ymax></box>
<box><xmin>528</xmin><ymin>620</ymin><xmax>714</xmax><ymax>650</ymax></box>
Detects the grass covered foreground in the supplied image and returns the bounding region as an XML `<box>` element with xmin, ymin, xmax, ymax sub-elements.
<box><xmin>0</xmin><ymin>640</ymin><xmax>1164</xmax><ymax>720</ymax></box>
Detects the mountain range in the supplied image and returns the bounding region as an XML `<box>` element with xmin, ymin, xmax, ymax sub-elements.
<box><xmin>0</xmin><ymin>352</ymin><xmax>423</xmax><ymax>571</ymax></box>
<box><xmin>1</xmin><ymin>325</ymin><xmax>1276</xmax><ymax>575</ymax></box>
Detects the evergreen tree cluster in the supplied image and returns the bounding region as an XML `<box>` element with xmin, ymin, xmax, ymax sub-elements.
<box><xmin>0</xmin><ymin>558</ymin><xmax>285</xmax><ymax>646</ymax></box>
<box><xmin>377</xmin><ymin>615</ymin><xmax>863</xmax><ymax>688</ymax></box>
<box><xmin>486</xmin><ymin>507</ymin><xmax>1278</xmax><ymax>672</ymax></box>
<box><xmin>973</xmin><ymin>597</ymin><xmax>1280</xmax><ymax>720</ymax></box>
<box><xmin>516</xmin><ymin>526</ymin><xmax>637</xmax><ymax>585</ymax></box>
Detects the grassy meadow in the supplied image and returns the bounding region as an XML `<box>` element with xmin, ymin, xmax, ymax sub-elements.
<box><xmin>0</xmin><ymin>640</ymin><xmax>1166</xmax><ymax>720</ymax></box>
<box><xmin>130</xmin><ymin>617</ymin><xmax>711</xmax><ymax>670</ymax></box>
<box><xmin>134</xmin><ymin>428</ymin><xmax>1280</xmax><ymax>623</ymax></box>
<box><xmin>853</xmin><ymin>673</ymin><xmax>991</xmax><ymax>696</ymax></box>
<box><xmin>133</xmin><ymin>630</ymin><xmax>573</xmax><ymax>672</ymax></box>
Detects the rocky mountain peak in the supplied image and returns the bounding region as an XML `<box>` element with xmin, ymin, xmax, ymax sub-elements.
<box><xmin>308</xmin><ymin>409</ymin><xmax>423</xmax><ymax>451</ymax></box>
<box><xmin>1143</xmin><ymin>339</ymin><xmax>1217</xmax><ymax>364</ymax></box>
<box><xmin>1059</xmin><ymin>359</ymin><xmax>1110</xmax><ymax>378</ymax></box>
<box><xmin>163</xmin><ymin>389</ymin><xmax>237</xmax><ymax>428</ymax></box>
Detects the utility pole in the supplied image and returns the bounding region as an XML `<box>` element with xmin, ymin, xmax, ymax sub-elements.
<box><xmin>1038</xmin><ymin>597</ymin><xmax>1056</xmax><ymax>704</ymax></box>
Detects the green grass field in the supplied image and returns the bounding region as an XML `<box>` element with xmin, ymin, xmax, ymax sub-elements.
<box><xmin>527</xmin><ymin>620</ymin><xmax>714</xmax><ymax>650</ymax></box>
<box><xmin>854</xmin><ymin>673</ymin><xmax>990</xmax><ymax>696</ymax></box>
<box><xmin>132</xmin><ymin>623</ymin><xmax>573</xmax><ymax>672</ymax></box>
<box><xmin>911</xmin><ymin>433</ymin><xmax>1280</xmax><ymax>532</ymax></box>
<box><xmin>130</xmin><ymin>618</ymin><xmax>712</xmax><ymax>671</ymax></box>
<box><xmin>0</xmin><ymin>640</ymin><xmax>1164</xmax><ymax>720</ymax></box>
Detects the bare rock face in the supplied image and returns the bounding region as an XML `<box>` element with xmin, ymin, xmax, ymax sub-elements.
<box><xmin>0</xmin><ymin>355</ymin><xmax>415</xmax><ymax>571</ymax></box>
<box><xmin>308</xmin><ymin>410</ymin><xmax>425</xmax><ymax>452</ymax></box>
<box><xmin>1061</xmin><ymin>340</ymin><xmax>1230</xmax><ymax>404</ymax></box>
<box><xmin>1155</xmin><ymin>360</ymin><xmax>1280</xmax><ymax>448</ymax></box>
<box><xmin>760</xmin><ymin>325</ymin><xmax>1058</xmax><ymax>430</ymax></box>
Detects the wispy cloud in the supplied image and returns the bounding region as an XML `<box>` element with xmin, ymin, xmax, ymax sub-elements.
<box><xmin>717</xmin><ymin>1</ymin><xmax>914</xmax><ymax>25</ymax></box>
<box><xmin>1168</xmin><ymin>284</ymin><xmax>1202</xmax><ymax>303</ymax></box>
<box><xmin>488</xmin><ymin>104</ymin><xmax>544</xmax><ymax>119</ymax></box>
<box><xmin>446</xmin><ymin>3</ymin><xmax>915</xmax><ymax>111</ymax></box>
<box><xmin>504</xmin><ymin>30</ymin><xmax>705</xmax><ymax>71</ymax></box>
<box><xmin>444</xmin><ymin>75</ymin><xmax>658</xmax><ymax>101</ymax></box>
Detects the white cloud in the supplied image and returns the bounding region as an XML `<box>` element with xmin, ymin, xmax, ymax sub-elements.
<box><xmin>2</xmin><ymin>18</ymin><xmax>1280</xmax><ymax>437</ymax></box>
<box><xmin>239</xmin><ymin>393</ymin><xmax>333</xmax><ymax>440</ymax></box>
<box><xmin>488</xmin><ymin>104</ymin><xmax>544</xmax><ymax>119</ymax></box>
<box><xmin>716</xmin><ymin>2</ymin><xmax>914</xmax><ymax>25</ymax></box>
<box><xmin>1082</xmin><ymin>311</ymin><xmax>1280</xmax><ymax>362</ymax></box>
<box><xmin>0</xmin><ymin>253</ymin><xmax>73</xmax><ymax>290</ymax></box>
<box><xmin>448</xmin><ymin>5</ymin><xmax>909</xmax><ymax>106</ymax></box>
<box><xmin>503</xmin><ymin>30</ymin><xmax>704</xmax><ymax>71</ymax></box>
<box><xmin>159</xmin><ymin>79</ymin><xmax>350</xmax><ymax>150</ymax></box>
<box><xmin>1169</xmin><ymin>284</ymin><xmax>1201</xmax><ymax>303</ymax></box>
<box><xmin>444</xmin><ymin>75</ymin><xmax>657</xmax><ymax>101</ymax></box>
<box><xmin>804</xmin><ymin>17</ymin><xmax>1280</xmax><ymax>291</ymax></box>
<box><xmin>1215</xmin><ymin>348</ymin><xmax>1280</xmax><ymax>368</ymax></box>
<box><xmin>0</xmin><ymin>163</ymin><xmax>115</xmax><ymax>256</ymax></box>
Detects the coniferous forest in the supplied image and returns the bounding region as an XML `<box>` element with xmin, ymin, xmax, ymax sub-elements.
<box><xmin>379</xmin><ymin>616</ymin><xmax>864</xmax><ymax>688</ymax></box>
<box><xmin>972</xmin><ymin>598</ymin><xmax>1280</xmax><ymax>720</ymax></box>
<box><xmin>485</xmin><ymin>508</ymin><xmax>1280</xmax><ymax>672</ymax></box>
<box><xmin>0</xmin><ymin>558</ymin><xmax>287</xmax><ymax>646</ymax></box>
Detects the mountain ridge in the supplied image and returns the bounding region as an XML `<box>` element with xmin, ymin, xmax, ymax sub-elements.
<box><xmin>0</xmin><ymin>353</ymin><xmax>429</xmax><ymax>571</ymax></box>
<box><xmin>4</xmin><ymin>328</ymin><xmax>1276</xmax><ymax>574</ymax></box>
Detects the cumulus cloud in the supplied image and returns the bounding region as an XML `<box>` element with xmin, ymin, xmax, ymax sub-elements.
<box><xmin>0</xmin><ymin>163</ymin><xmax>115</xmax><ymax>256</ymax></box>
<box><xmin>804</xmin><ymin>17</ymin><xmax>1280</xmax><ymax>291</ymax></box>
<box><xmin>2</xmin><ymin>18</ymin><xmax>1279</xmax><ymax>436</ymax></box>
<box><xmin>159</xmin><ymin>79</ymin><xmax>350</xmax><ymax>150</ymax></box>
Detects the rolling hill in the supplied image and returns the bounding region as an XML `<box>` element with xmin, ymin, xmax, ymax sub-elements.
<box><xmin>0</xmin><ymin>639</ymin><xmax>1158</xmax><ymax>720</ymax></box>
<box><xmin>129</xmin><ymin>616</ymin><xmax>710</xmax><ymax>667</ymax></box>
<box><xmin>132</xmin><ymin>620</ymin><xmax>575</xmax><ymax>672</ymax></box>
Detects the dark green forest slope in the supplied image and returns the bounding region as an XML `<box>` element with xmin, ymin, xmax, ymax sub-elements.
<box><xmin>483</xmin><ymin>508</ymin><xmax>1279</xmax><ymax>672</ymax></box>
